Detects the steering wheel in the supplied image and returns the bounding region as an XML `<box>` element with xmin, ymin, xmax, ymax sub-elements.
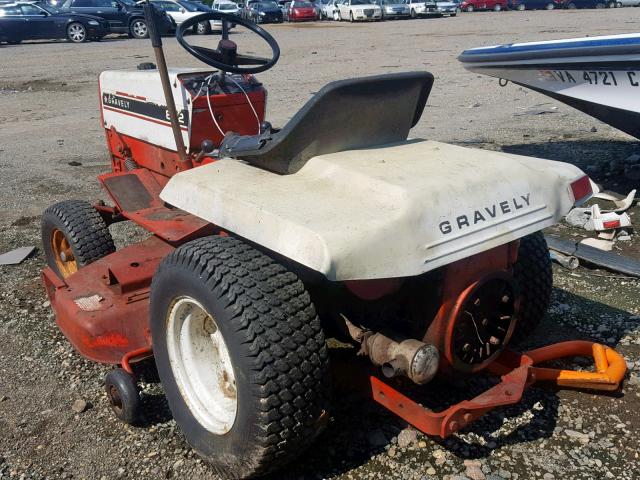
<box><xmin>177</xmin><ymin>12</ymin><xmax>280</xmax><ymax>74</ymax></box>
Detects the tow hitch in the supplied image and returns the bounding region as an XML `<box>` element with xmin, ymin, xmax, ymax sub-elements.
<box><xmin>371</xmin><ymin>340</ymin><xmax>627</xmax><ymax>438</ymax></box>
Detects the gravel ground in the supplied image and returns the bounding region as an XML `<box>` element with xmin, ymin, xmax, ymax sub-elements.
<box><xmin>1</xmin><ymin>9</ymin><xmax>639</xmax><ymax>480</ymax></box>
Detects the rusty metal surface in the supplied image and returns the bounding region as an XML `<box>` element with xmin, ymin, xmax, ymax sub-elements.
<box><xmin>99</xmin><ymin>169</ymin><xmax>215</xmax><ymax>243</ymax></box>
<box><xmin>371</xmin><ymin>342</ymin><xmax>626</xmax><ymax>439</ymax></box>
<box><xmin>42</xmin><ymin>236</ymin><xmax>175</xmax><ymax>365</ymax></box>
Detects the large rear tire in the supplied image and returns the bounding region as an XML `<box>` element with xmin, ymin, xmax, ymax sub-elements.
<box><xmin>41</xmin><ymin>200</ymin><xmax>115</xmax><ymax>279</ymax></box>
<box><xmin>150</xmin><ymin>236</ymin><xmax>330</xmax><ymax>478</ymax></box>
<box><xmin>511</xmin><ymin>232</ymin><xmax>553</xmax><ymax>343</ymax></box>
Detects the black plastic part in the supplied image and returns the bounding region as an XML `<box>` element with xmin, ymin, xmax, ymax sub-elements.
<box><xmin>176</xmin><ymin>12</ymin><xmax>280</xmax><ymax>74</ymax></box>
<box><xmin>137</xmin><ymin>62</ymin><xmax>157</xmax><ymax>70</ymax></box>
<box><xmin>105</xmin><ymin>368</ymin><xmax>141</xmax><ymax>425</ymax></box>
<box><xmin>219</xmin><ymin>71</ymin><xmax>434</xmax><ymax>175</ymax></box>
<box><xmin>143</xmin><ymin>2</ymin><xmax>163</xmax><ymax>48</ymax></box>
<box><xmin>200</xmin><ymin>139</ymin><xmax>215</xmax><ymax>153</ymax></box>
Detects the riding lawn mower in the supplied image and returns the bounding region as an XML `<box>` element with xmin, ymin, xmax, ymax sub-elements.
<box><xmin>40</xmin><ymin>4</ymin><xmax>627</xmax><ymax>478</ymax></box>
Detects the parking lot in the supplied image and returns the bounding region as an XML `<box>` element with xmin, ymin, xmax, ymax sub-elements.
<box><xmin>1</xmin><ymin>8</ymin><xmax>640</xmax><ymax>480</ymax></box>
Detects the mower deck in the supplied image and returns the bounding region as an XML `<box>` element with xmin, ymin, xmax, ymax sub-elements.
<box><xmin>42</xmin><ymin>236</ymin><xmax>174</xmax><ymax>365</ymax></box>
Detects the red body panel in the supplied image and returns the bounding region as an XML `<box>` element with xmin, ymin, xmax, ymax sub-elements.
<box><xmin>103</xmin><ymin>76</ymin><xmax>266</xmax><ymax>180</ymax></box>
<box><xmin>190</xmin><ymin>90</ymin><xmax>266</xmax><ymax>150</ymax></box>
<box><xmin>98</xmin><ymin>168</ymin><xmax>215</xmax><ymax>243</ymax></box>
<box><xmin>425</xmin><ymin>241</ymin><xmax>519</xmax><ymax>373</ymax></box>
<box><xmin>42</xmin><ymin>236</ymin><xmax>175</xmax><ymax>365</ymax></box>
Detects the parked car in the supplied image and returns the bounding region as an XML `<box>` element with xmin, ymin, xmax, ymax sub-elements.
<box><xmin>141</xmin><ymin>0</ymin><xmax>213</xmax><ymax>34</ymax></box>
<box><xmin>377</xmin><ymin>0</ymin><xmax>410</xmax><ymax>18</ymax></box>
<box><xmin>244</xmin><ymin>0</ymin><xmax>283</xmax><ymax>21</ymax></box>
<box><xmin>436</xmin><ymin>0</ymin><xmax>459</xmax><ymax>14</ymax></box>
<box><xmin>285</xmin><ymin>0</ymin><xmax>317</xmax><ymax>19</ymax></box>
<box><xmin>337</xmin><ymin>0</ymin><xmax>381</xmax><ymax>19</ymax></box>
<box><xmin>0</xmin><ymin>1</ymin><xmax>109</xmax><ymax>43</ymax></box>
<box><xmin>509</xmin><ymin>0</ymin><xmax>561</xmax><ymax>8</ymax></box>
<box><xmin>57</xmin><ymin>0</ymin><xmax>174</xmax><ymax>38</ymax></box>
<box><xmin>617</xmin><ymin>0</ymin><xmax>639</xmax><ymax>6</ymax></box>
<box><xmin>459</xmin><ymin>0</ymin><xmax>507</xmax><ymax>10</ymax></box>
<box><xmin>562</xmin><ymin>0</ymin><xmax>612</xmax><ymax>6</ymax></box>
<box><xmin>402</xmin><ymin>0</ymin><xmax>440</xmax><ymax>17</ymax></box>
<box><xmin>319</xmin><ymin>0</ymin><xmax>339</xmax><ymax>17</ymax></box>
<box><xmin>212</xmin><ymin>0</ymin><xmax>239</xmax><ymax>14</ymax></box>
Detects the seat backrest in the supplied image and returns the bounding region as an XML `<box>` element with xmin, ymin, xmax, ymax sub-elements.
<box><xmin>219</xmin><ymin>71</ymin><xmax>434</xmax><ymax>174</ymax></box>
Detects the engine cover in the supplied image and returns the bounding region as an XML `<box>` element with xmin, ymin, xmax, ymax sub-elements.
<box><xmin>99</xmin><ymin>68</ymin><xmax>266</xmax><ymax>155</ymax></box>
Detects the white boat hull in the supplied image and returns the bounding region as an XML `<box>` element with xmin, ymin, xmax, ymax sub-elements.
<box><xmin>459</xmin><ymin>34</ymin><xmax>640</xmax><ymax>139</ymax></box>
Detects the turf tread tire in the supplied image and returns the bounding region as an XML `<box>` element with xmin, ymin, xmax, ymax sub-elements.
<box><xmin>512</xmin><ymin>231</ymin><xmax>553</xmax><ymax>343</ymax></box>
<box><xmin>41</xmin><ymin>200</ymin><xmax>115</xmax><ymax>276</ymax></box>
<box><xmin>150</xmin><ymin>236</ymin><xmax>329</xmax><ymax>479</ymax></box>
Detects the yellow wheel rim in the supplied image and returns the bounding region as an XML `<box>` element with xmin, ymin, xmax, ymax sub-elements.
<box><xmin>51</xmin><ymin>229</ymin><xmax>78</xmax><ymax>278</ymax></box>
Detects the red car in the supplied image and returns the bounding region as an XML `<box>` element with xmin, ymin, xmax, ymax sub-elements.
<box><xmin>460</xmin><ymin>0</ymin><xmax>508</xmax><ymax>10</ymax></box>
<box><xmin>286</xmin><ymin>0</ymin><xmax>318</xmax><ymax>20</ymax></box>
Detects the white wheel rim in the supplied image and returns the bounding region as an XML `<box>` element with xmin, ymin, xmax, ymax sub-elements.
<box><xmin>69</xmin><ymin>24</ymin><xmax>85</xmax><ymax>41</ymax></box>
<box><xmin>133</xmin><ymin>21</ymin><xmax>147</xmax><ymax>37</ymax></box>
<box><xmin>166</xmin><ymin>296</ymin><xmax>238</xmax><ymax>435</ymax></box>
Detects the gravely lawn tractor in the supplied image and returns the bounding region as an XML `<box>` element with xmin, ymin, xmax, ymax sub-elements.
<box><xmin>41</xmin><ymin>5</ymin><xmax>627</xmax><ymax>478</ymax></box>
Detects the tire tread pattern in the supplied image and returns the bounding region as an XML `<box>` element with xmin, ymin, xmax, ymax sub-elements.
<box><xmin>42</xmin><ymin>200</ymin><xmax>115</xmax><ymax>269</ymax></box>
<box><xmin>154</xmin><ymin>236</ymin><xmax>329</xmax><ymax>478</ymax></box>
<box><xmin>512</xmin><ymin>231</ymin><xmax>553</xmax><ymax>343</ymax></box>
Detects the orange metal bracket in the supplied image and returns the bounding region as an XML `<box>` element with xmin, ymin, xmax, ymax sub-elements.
<box><xmin>527</xmin><ymin>340</ymin><xmax>627</xmax><ymax>392</ymax></box>
<box><xmin>370</xmin><ymin>341</ymin><xmax>626</xmax><ymax>438</ymax></box>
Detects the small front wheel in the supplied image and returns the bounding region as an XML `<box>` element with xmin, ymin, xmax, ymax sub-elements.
<box><xmin>41</xmin><ymin>200</ymin><xmax>115</xmax><ymax>279</ymax></box>
<box><xmin>105</xmin><ymin>368</ymin><xmax>141</xmax><ymax>425</ymax></box>
<box><xmin>493</xmin><ymin>3</ymin><xmax>502</xmax><ymax>10</ymax></box>
<box><xmin>545</xmin><ymin>2</ymin><xmax>554</xmax><ymax>8</ymax></box>
<box><xmin>67</xmin><ymin>22</ymin><xmax>87</xmax><ymax>43</ymax></box>
<box><xmin>516</xmin><ymin>3</ymin><xmax>525</xmax><ymax>9</ymax></box>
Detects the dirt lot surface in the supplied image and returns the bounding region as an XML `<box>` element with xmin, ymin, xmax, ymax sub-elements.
<box><xmin>1</xmin><ymin>9</ymin><xmax>640</xmax><ymax>480</ymax></box>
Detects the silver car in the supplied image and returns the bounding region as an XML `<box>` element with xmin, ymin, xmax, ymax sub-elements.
<box><xmin>378</xmin><ymin>0</ymin><xmax>411</xmax><ymax>17</ymax></box>
<box><xmin>436</xmin><ymin>0</ymin><xmax>460</xmax><ymax>14</ymax></box>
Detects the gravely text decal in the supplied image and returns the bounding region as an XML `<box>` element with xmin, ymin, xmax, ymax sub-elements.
<box><xmin>439</xmin><ymin>194</ymin><xmax>531</xmax><ymax>235</ymax></box>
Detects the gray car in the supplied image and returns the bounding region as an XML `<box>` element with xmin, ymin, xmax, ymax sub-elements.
<box><xmin>377</xmin><ymin>0</ymin><xmax>410</xmax><ymax>17</ymax></box>
<box><xmin>436</xmin><ymin>0</ymin><xmax>460</xmax><ymax>14</ymax></box>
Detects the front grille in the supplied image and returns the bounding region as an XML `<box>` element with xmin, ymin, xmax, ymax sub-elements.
<box><xmin>364</xmin><ymin>8</ymin><xmax>374</xmax><ymax>14</ymax></box>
